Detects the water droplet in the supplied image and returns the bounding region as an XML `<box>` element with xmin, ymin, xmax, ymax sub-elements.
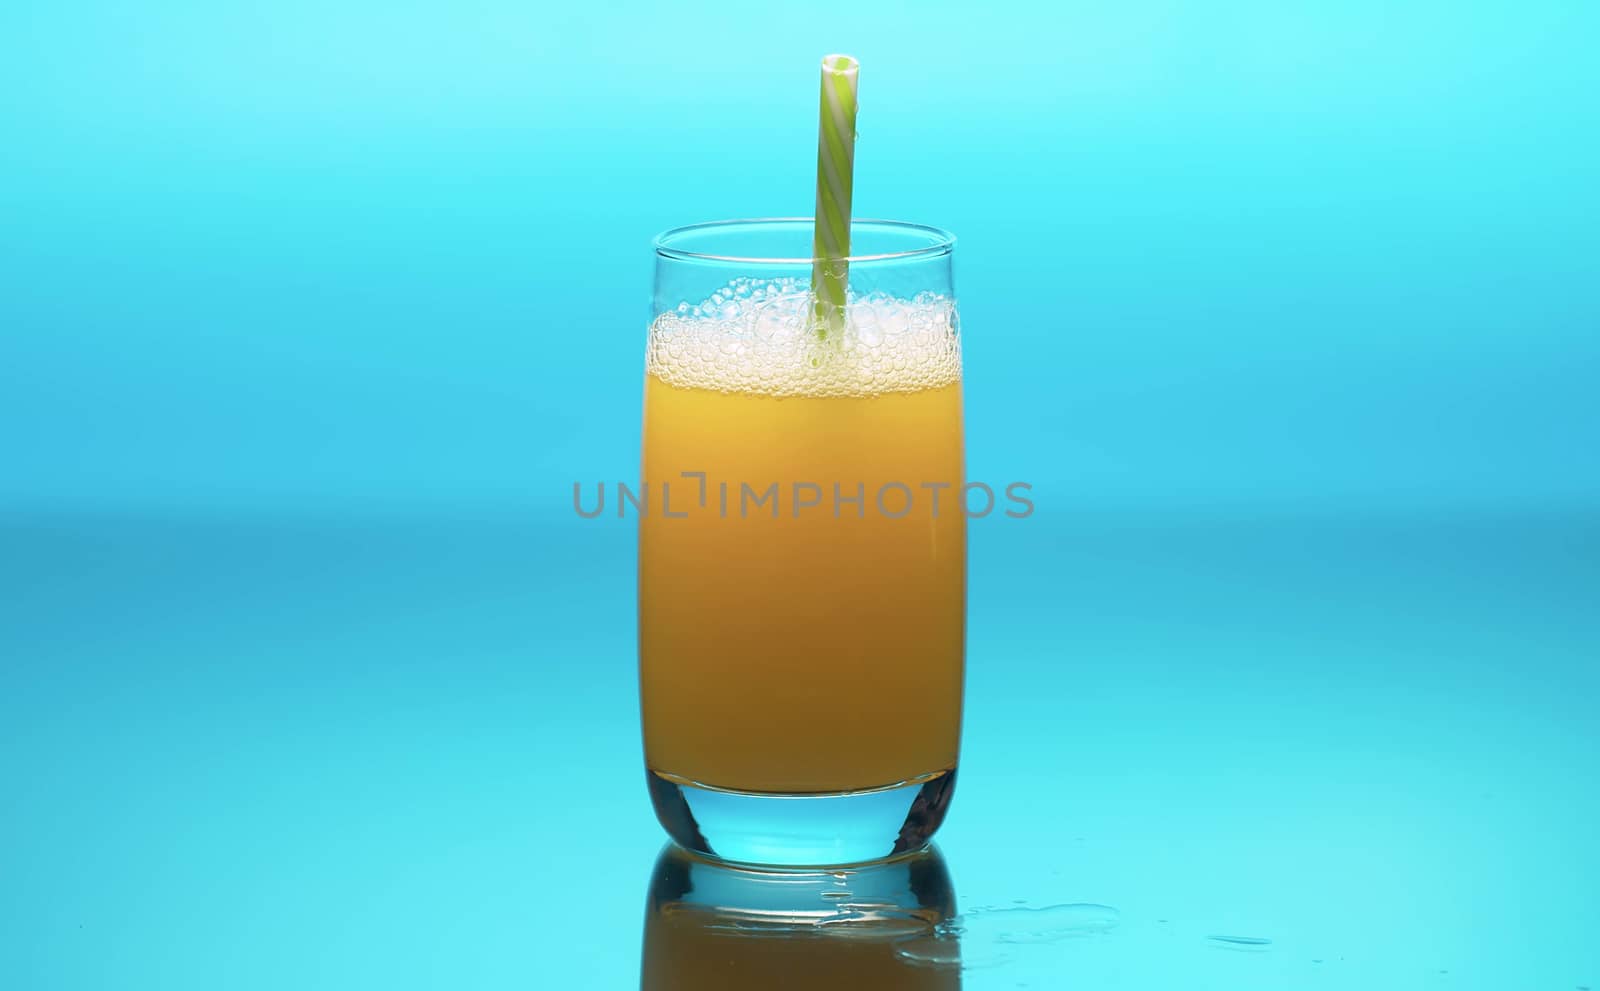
<box><xmin>895</xmin><ymin>933</ymin><xmax>971</xmax><ymax>968</ymax></box>
<box><xmin>983</xmin><ymin>903</ymin><xmax>1121</xmax><ymax>942</ymax></box>
<box><xmin>1207</xmin><ymin>934</ymin><xmax>1272</xmax><ymax>951</ymax></box>
<box><xmin>894</xmin><ymin>903</ymin><xmax>1120</xmax><ymax>971</ymax></box>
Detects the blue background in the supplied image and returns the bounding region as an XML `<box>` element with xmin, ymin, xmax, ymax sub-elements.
<box><xmin>2</xmin><ymin>2</ymin><xmax>1596</xmax><ymax>988</ymax></box>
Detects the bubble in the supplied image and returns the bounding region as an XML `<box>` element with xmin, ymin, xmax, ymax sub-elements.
<box><xmin>851</xmin><ymin>304</ymin><xmax>883</xmax><ymax>347</ymax></box>
<box><xmin>751</xmin><ymin>294</ymin><xmax>805</xmax><ymax>346</ymax></box>
<box><xmin>648</xmin><ymin>281</ymin><xmax>961</xmax><ymax>398</ymax></box>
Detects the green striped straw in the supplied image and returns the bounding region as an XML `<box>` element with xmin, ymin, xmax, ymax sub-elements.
<box><xmin>811</xmin><ymin>54</ymin><xmax>859</xmax><ymax>339</ymax></box>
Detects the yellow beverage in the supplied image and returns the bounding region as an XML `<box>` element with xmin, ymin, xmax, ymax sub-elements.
<box><xmin>639</xmin><ymin>297</ymin><xmax>965</xmax><ymax>796</ymax></box>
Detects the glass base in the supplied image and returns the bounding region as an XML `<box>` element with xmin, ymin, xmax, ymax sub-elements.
<box><xmin>647</xmin><ymin>767</ymin><xmax>957</xmax><ymax>868</ymax></box>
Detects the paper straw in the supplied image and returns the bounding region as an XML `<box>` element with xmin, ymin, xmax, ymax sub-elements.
<box><xmin>811</xmin><ymin>54</ymin><xmax>859</xmax><ymax>339</ymax></box>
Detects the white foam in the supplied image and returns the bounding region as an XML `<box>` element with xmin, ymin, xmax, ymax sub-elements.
<box><xmin>647</xmin><ymin>279</ymin><xmax>962</xmax><ymax>398</ymax></box>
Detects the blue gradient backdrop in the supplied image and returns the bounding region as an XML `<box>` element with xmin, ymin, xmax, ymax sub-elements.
<box><xmin>2</xmin><ymin>3</ymin><xmax>1596</xmax><ymax>989</ymax></box>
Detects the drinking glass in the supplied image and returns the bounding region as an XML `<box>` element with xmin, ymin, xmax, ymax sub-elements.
<box><xmin>640</xmin><ymin>219</ymin><xmax>963</xmax><ymax>866</ymax></box>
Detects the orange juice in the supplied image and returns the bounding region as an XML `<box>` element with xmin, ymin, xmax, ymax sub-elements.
<box><xmin>639</xmin><ymin>298</ymin><xmax>965</xmax><ymax>795</ymax></box>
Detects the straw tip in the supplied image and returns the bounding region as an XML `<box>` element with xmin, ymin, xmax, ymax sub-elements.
<box><xmin>821</xmin><ymin>54</ymin><xmax>859</xmax><ymax>74</ymax></box>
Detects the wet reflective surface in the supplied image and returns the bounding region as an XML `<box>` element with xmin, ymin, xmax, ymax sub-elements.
<box><xmin>641</xmin><ymin>845</ymin><xmax>959</xmax><ymax>989</ymax></box>
<box><xmin>4</xmin><ymin>509</ymin><xmax>1598</xmax><ymax>988</ymax></box>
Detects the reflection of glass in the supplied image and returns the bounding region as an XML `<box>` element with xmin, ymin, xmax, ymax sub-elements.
<box><xmin>641</xmin><ymin>219</ymin><xmax>965</xmax><ymax>867</ymax></box>
<box><xmin>640</xmin><ymin>842</ymin><xmax>962</xmax><ymax>990</ymax></box>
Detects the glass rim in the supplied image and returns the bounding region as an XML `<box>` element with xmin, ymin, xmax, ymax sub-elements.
<box><xmin>653</xmin><ymin>217</ymin><xmax>956</xmax><ymax>265</ymax></box>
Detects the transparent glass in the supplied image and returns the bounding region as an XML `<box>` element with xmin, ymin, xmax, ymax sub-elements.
<box><xmin>640</xmin><ymin>843</ymin><xmax>961</xmax><ymax>988</ymax></box>
<box><xmin>640</xmin><ymin>218</ymin><xmax>964</xmax><ymax>867</ymax></box>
